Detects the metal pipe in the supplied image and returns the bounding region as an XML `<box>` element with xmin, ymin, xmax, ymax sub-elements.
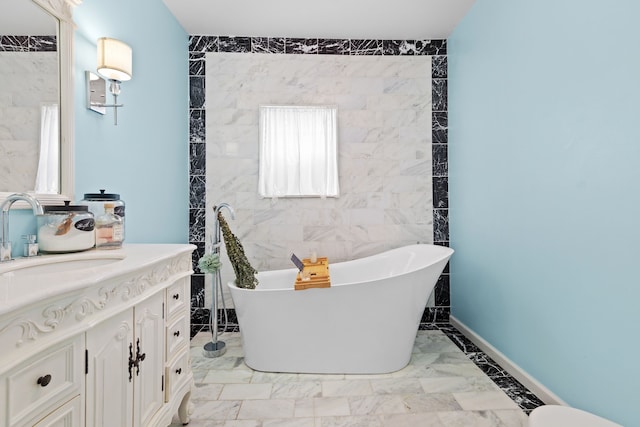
<box><xmin>204</xmin><ymin>202</ymin><xmax>235</xmax><ymax>358</ymax></box>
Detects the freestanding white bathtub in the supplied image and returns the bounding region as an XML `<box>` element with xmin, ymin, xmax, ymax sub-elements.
<box><xmin>227</xmin><ymin>244</ymin><xmax>454</xmax><ymax>374</ymax></box>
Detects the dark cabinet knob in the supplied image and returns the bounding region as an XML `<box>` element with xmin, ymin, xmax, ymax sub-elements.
<box><xmin>172</xmin><ymin>294</ymin><xmax>180</xmax><ymax>300</ymax></box>
<box><xmin>37</xmin><ymin>374</ymin><xmax>52</xmax><ymax>387</ymax></box>
<box><xmin>173</xmin><ymin>330</ymin><xmax>180</xmax><ymax>337</ymax></box>
<box><xmin>175</xmin><ymin>368</ymin><xmax>182</xmax><ymax>375</ymax></box>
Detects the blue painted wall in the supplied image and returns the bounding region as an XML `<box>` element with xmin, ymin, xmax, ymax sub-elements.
<box><xmin>73</xmin><ymin>0</ymin><xmax>189</xmax><ymax>243</ymax></box>
<box><xmin>5</xmin><ymin>0</ymin><xmax>188</xmax><ymax>253</ymax></box>
<box><xmin>448</xmin><ymin>1</ymin><xmax>640</xmax><ymax>425</ymax></box>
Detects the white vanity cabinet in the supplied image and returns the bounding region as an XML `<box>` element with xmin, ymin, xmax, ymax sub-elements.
<box><xmin>86</xmin><ymin>292</ymin><xmax>166</xmax><ymax>427</ymax></box>
<box><xmin>0</xmin><ymin>244</ymin><xmax>195</xmax><ymax>427</ymax></box>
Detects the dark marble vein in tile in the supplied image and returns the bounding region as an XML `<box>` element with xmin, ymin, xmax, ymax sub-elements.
<box><xmin>190</xmin><ymin>308</ymin><xmax>210</xmax><ymax>337</ymax></box>
<box><xmin>219</xmin><ymin>36</ymin><xmax>251</xmax><ymax>53</ymax></box>
<box><xmin>492</xmin><ymin>376</ymin><xmax>546</xmax><ymax>413</ymax></box>
<box><xmin>30</xmin><ymin>35</ymin><xmax>56</xmax><ymax>51</ymax></box>
<box><xmin>433</xmin><ymin>208</ymin><xmax>449</xmax><ymax>242</ymax></box>
<box><xmin>432</xmin><ymin>111</ymin><xmax>448</xmax><ymax>144</ymax></box>
<box><xmin>438</xmin><ymin>325</ymin><xmax>544</xmax><ymax>414</ymax></box>
<box><xmin>318</xmin><ymin>39</ymin><xmax>350</xmax><ymax>55</ymax></box>
<box><xmin>190</xmin><ymin>142</ymin><xmax>205</xmax><ymax>176</ymax></box>
<box><xmin>191</xmin><ymin>242</ymin><xmax>205</xmax><ymax>273</ymax></box>
<box><xmin>189</xmin><ymin>35</ymin><xmax>218</xmax><ymax>53</ymax></box>
<box><xmin>191</xmin><ymin>274</ymin><xmax>205</xmax><ymax>307</ymax></box>
<box><xmin>189</xmin><ymin>76</ymin><xmax>206</xmax><ymax>109</ymax></box>
<box><xmin>414</xmin><ymin>40</ymin><xmax>439</xmax><ymax>55</ymax></box>
<box><xmin>432</xmin><ymin>55</ymin><xmax>447</xmax><ymax>78</ymax></box>
<box><xmin>425</xmin><ymin>39</ymin><xmax>447</xmax><ymax>55</ymax></box>
<box><xmin>432</xmin><ymin>78</ymin><xmax>448</xmax><ymax>111</ymax></box>
<box><xmin>398</xmin><ymin>40</ymin><xmax>420</xmax><ymax>55</ymax></box>
<box><xmin>432</xmin><ymin>144</ymin><xmax>448</xmax><ymax>177</ymax></box>
<box><xmin>189</xmin><ymin>52</ymin><xmax>205</xmax><ymax>76</ymax></box>
<box><xmin>285</xmin><ymin>38</ymin><xmax>318</xmax><ymax>54</ymax></box>
<box><xmin>189</xmin><ymin>176</ymin><xmax>206</xmax><ymax>209</ymax></box>
<box><xmin>433</xmin><ymin>176</ymin><xmax>448</xmax><ymax>209</ymax></box>
<box><xmin>418</xmin><ymin>323</ymin><xmax>440</xmax><ymax>331</ymax></box>
<box><xmin>251</xmin><ymin>37</ymin><xmax>269</xmax><ymax>53</ymax></box>
<box><xmin>420</xmin><ymin>306</ymin><xmax>450</xmax><ymax>324</ymax></box>
<box><xmin>0</xmin><ymin>35</ymin><xmax>28</xmax><ymax>51</ymax></box>
<box><xmin>439</xmin><ymin>325</ymin><xmax>483</xmax><ymax>353</ymax></box>
<box><xmin>350</xmin><ymin>39</ymin><xmax>383</xmax><ymax>55</ymax></box>
<box><xmin>468</xmin><ymin>352</ymin><xmax>510</xmax><ymax>377</ymax></box>
<box><xmin>434</xmin><ymin>274</ymin><xmax>450</xmax><ymax>306</ymax></box>
<box><xmin>189</xmin><ymin>208</ymin><xmax>206</xmax><ymax>242</ymax></box>
<box><xmin>382</xmin><ymin>40</ymin><xmax>404</xmax><ymax>55</ymax></box>
<box><xmin>190</xmin><ymin>109</ymin><xmax>206</xmax><ymax>143</ymax></box>
<box><xmin>268</xmin><ymin>38</ymin><xmax>286</xmax><ymax>54</ymax></box>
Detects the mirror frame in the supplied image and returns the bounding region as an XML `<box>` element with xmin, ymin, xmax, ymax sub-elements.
<box><xmin>0</xmin><ymin>0</ymin><xmax>82</xmax><ymax>207</ymax></box>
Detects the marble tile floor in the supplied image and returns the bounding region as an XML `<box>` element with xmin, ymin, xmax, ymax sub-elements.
<box><xmin>170</xmin><ymin>325</ymin><xmax>544</xmax><ymax>426</ymax></box>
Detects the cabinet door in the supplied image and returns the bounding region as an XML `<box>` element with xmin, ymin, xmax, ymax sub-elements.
<box><xmin>133</xmin><ymin>292</ymin><xmax>165</xmax><ymax>427</ymax></box>
<box><xmin>86</xmin><ymin>309</ymin><xmax>134</xmax><ymax>427</ymax></box>
<box><xmin>33</xmin><ymin>396</ymin><xmax>82</xmax><ymax>427</ymax></box>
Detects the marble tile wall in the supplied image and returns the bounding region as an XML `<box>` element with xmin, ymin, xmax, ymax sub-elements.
<box><xmin>0</xmin><ymin>35</ymin><xmax>58</xmax><ymax>192</ymax></box>
<box><xmin>188</xmin><ymin>37</ymin><xmax>449</xmax><ymax>334</ymax></box>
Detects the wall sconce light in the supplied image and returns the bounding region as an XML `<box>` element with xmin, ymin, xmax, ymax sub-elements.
<box><xmin>86</xmin><ymin>37</ymin><xmax>132</xmax><ymax>125</ymax></box>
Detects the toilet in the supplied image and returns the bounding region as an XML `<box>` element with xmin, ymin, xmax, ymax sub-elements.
<box><xmin>529</xmin><ymin>405</ymin><xmax>622</xmax><ymax>427</ymax></box>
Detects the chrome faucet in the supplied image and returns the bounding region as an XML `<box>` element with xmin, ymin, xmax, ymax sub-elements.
<box><xmin>1</xmin><ymin>193</ymin><xmax>44</xmax><ymax>262</ymax></box>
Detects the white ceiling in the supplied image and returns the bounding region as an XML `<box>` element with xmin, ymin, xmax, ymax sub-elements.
<box><xmin>162</xmin><ymin>0</ymin><xmax>476</xmax><ymax>40</ymax></box>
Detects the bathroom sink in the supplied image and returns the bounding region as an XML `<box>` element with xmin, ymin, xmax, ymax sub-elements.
<box><xmin>0</xmin><ymin>252</ymin><xmax>125</xmax><ymax>277</ymax></box>
<box><xmin>0</xmin><ymin>251</ymin><xmax>126</xmax><ymax>305</ymax></box>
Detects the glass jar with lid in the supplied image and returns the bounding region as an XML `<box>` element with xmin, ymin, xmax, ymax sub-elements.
<box><xmin>37</xmin><ymin>201</ymin><xmax>96</xmax><ymax>253</ymax></box>
<box><xmin>80</xmin><ymin>189</ymin><xmax>125</xmax><ymax>242</ymax></box>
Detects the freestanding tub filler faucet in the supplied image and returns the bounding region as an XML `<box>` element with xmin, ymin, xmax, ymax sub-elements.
<box><xmin>204</xmin><ymin>202</ymin><xmax>236</xmax><ymax>358</ymax></box>
<box><xmin>1</xmin><ymin>193</ymin><xmax>44</xmax><ymax>262</ymax></box>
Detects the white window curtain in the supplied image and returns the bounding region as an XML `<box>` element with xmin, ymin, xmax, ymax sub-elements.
<box><xmin>34</xmin><ymin>103</ymin><xmax>59</xmax><ymax>194</ymax></box>
<box><xmin>259</xmin><ymin>106</ymin><xmax>339</xmax><ymax>198</ymax></box>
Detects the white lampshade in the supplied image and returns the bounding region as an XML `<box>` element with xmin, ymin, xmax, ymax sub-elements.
<box><xmin>97</xmin><ymin>37</ymin><xmax>132</xmax><ymax>82</ymax></box>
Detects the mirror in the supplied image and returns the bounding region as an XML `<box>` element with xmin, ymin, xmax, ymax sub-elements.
<box><xmin>0</xmin><ymin>0</ymin><xmax>79</xmax><ymax>206</ymax></box>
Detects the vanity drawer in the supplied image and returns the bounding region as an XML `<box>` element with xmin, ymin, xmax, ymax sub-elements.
<box><xmin>166</xmin><ymin>313</ymin><xmax>189</xmax><ymax>360</ymax></box>
<box><xmin>32</xmin><ymin>395</ymin><xmax>82</xmax><ymax>427</ymax></box>
<box><xmin>4</xmin><ymin>336</ymin><xmax>83</xmax><ymax>427</ymax></box>
<box><xmin>164</xmin><ymin>351</ymin><xmax>190</xmax><ymax>403</ymax></box>
<box><xmin>166</xmin><ymin>278</ymin><xmax>189</xmax><ymax>320</ymax></box>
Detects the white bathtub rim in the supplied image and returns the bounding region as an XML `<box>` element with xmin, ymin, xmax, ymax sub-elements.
<box><xmin>228</xmin><ymin>244</ymin><xmax>454</xmax><ymax>292</ymax></box>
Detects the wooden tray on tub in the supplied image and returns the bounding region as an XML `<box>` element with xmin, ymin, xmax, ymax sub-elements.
<box><xmin>294</xmin><ymin>257</ymin><xmax>331</xmax><ymax>290</ymax></box>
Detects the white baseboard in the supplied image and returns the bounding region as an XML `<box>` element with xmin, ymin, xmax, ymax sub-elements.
<box><xmin>449</xmin><ymin>315</ymin><xmax>567</xmax><ymax>406</ymax></box>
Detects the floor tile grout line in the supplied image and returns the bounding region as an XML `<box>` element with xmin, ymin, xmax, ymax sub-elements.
<box><xmin>190</xmin><ymin>322</ymin><xmax>544</xmax><ymax>419</ymax></box>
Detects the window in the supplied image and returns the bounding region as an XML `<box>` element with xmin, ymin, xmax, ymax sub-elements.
<box><xmin>258</xmin><ymin>105</ymin><xmax>339</xmax><ymax>198</ymax></box>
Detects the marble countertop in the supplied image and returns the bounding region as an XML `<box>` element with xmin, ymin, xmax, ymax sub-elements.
<box><xmin>0</xmin><ymin>243</ymin><xmax>195</xmax><ymax>315</ymax></box>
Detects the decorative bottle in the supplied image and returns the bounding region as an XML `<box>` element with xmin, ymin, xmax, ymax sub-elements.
<box><xmin>95</xmin><ymin>203</ymin><xmax>124</xmax><ymax>249</ymax></box>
